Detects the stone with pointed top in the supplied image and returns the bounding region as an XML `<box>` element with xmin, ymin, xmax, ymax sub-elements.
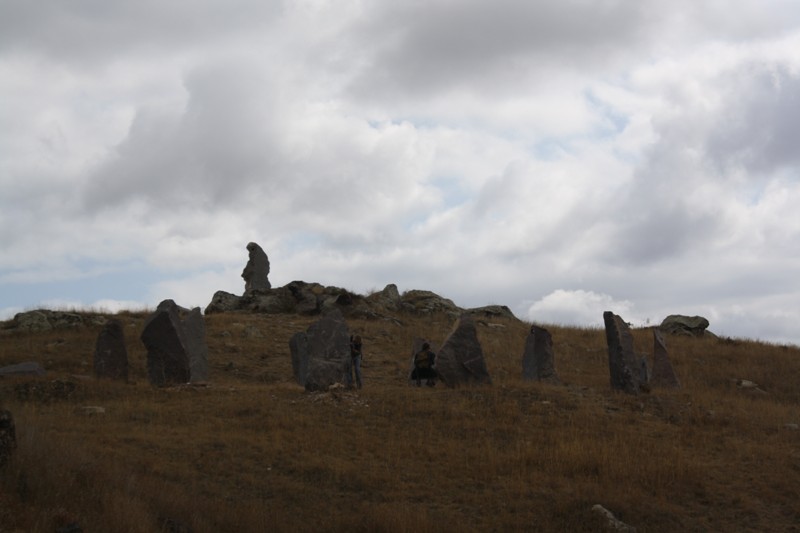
<box><xmin>603</xmin><ymin>311</ymin><xmax>643</xmax><ymax>394</ymax></box>
<box><xmin>435</xmin><ymin>315</ymin><xmax>491</xmax><ymax>387</ymax></box>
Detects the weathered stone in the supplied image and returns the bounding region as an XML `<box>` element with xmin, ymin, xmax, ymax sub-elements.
<box><xmin>465</xmin><ymin>305</ymin><xmax>518</xmax><ymax>320</ymax></box>
<box><xmin>289</xmin><ymin>310</ymin><xmax>351</xmax><ymax>391</ymax></box>
<box><xmin>591</xmin><ymin>504</ymin><xmax>637</xmax><ymax>533</ymax></box>
<box><xmin>0</xmin><ymin>410</ymin><xmax>15</xmax><ymax>469</ymax></box>
<box><xmin>289</xmin><ymin>332</ymin><xmax>311</xmax><ymax>386</ymax></box>
<box><xmin>366</xmin><ymin>284</ymin><xmax>401</xmax><ymax>311</ymax></box>
<box><xmin>141</xmin><ymin>300</ymin><xmax>208</xmax><ymax>386</ymax></box>
<box><xmin>522</xmin><ymin>325</ymin><xmax>560</xmax><ymax>383</ymax></box>
<box><xmin>650</xmin><ymin>328</ymin><xmax>680</xmax><ymax>388</ymax></box>
<box><xmin>93</xmin><ymin>319</ymin><xmax>129</xmax><ymax>381</ymax></box>
<box><xmin>659</xmin><ymin>315</ymin><xmax>710</xmax><ymax>337</ymax></box>
<box><xmin>603</xmin><ymin>311</ymin><xmax>642</xmax><ymax>394</ymax></box>
<box><xmin>12</xmin><ymin>310</ymin><xmax>52</xmax><ymax>332</ymax></box>
<box><xmin>435</xmin><ymin>315</ymin><xmax>491</xmax><ymax>387</ymax></box>
<box><xmin>204</xmin><ymin>290</ymin><xmax>242</xmax><ymax>314</ymax></box>
<box><xmin>0</xmin><ymin>361</ymin><xmax>46</xmax><ymax>377</ymax></box>
<box><xmin>399</xmin><ymin>290</ymin><xmax>461</xmax><ymax>317</ymax></box>
<box><xmin>183</xmin><ymin>308</ymin><xmax>209</xmax><ymax>382</ymax></box>
<box><xmin>242</xmin><ymin>242</ymin><xmax>271</xmax><ymax>292</ymax></box>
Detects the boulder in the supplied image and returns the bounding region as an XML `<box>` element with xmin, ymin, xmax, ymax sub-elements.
<box><xmin>435</xmin><ymin>315</ymin><xmax>491</xmax><ymax>387</ymax></box>
<box><xmin>659</xmin><ymin>315</ymin><xmax>710</xmax><ymax>337</ymax></box>
<box><xmin>289</xmin><ymin>310</ymin><xmax>351</xmax><ymax>391</ymax></box>
<box><xmin>242</xmin><ymin>242</ymin><xmax>271</xmax><ymax>292</ymax></box>
<box><xmin>650</xmin><ymin>328</ymin><xmax>680</xmax><ymax>388</ymax></box>
<box><xmin>603</xmin><ymin>311</ymin><xmax>643</xmax><ymax>394</ymax></box>
<box><xmin>0</xmin><ymin>361</ymin><xmax>46</xmax><ymax>377</ymax></box>
<box><xmin>93</xmin><ymin>319</ymin><xmax>129</xmax><ymax>381</ymax></box>
<box><xmin>522</xmin><ymin>325</ymin><xmax>560</xmax><ymax>383</ymax></box>
<box><xmin>140</xmin><ymin>300</ymin><xmax>208</xmax><ymax>386</ymax></box>
<box><xmin>591</xmin><ymin>504</ymin><xmax>637</xmax><ymax>533</ymax></box>
<box><xmin>465</xmin><ymin>305</ymin><xmax>518</xmax><ymax>320</ymax></box>
<box><xmin>399</xmin><ymin>290</ymin><xmax>461</xmax><ymax>317</ymax></box>
<box><xmin>366</xmin><ymin>284</ymin><xmax>401</xmax><ymax>311</ymax></box>
<box><xmin>204</xmin><ymin>291</ymin><xmax>242</xmax><ymax>314</ymax></box>
<box><xmin>12</xmin><ymin>310</ymin><xmax>52</xmax><ymax>333</ymax></box>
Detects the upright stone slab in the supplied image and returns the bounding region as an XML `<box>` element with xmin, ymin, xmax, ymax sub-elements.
<box><xmin>522</xmin><ymin>325</ymin><xmax>560</xmax><ymax>383</ymax></box>
<box><xmin>650</xmin><ymin>327</ymin><xmax>681</xmax><ymax>388</ymax></box>
<box><xmin>435</xmin><ymin>315</ymin><xmax>491</xmax><ymax>387</ymax></box>
<box><xmin>183</xmin><ymin>308</ymin><xmax>209</xmax><ymax>382</ymax></box>
<box><xmin>241</xmin><ymin>242</ymin><xmax>271</xmax><ymax>292</ymax></box>
<box><xmin>0</xmin><ymin>410</ymin><xmax>15</xmax><ymax>469</ymax></box>
<box><xmin>93</xmin><ymin>319</ymin><xmax>129</xmax><ymax>381</ymax></box>
<box><xmin>603</xmin><ymin>311</ymin><xmax>642</xmax><ymax>394</ymax></box>
<box><xmin>289</xmin><ymin>331</ymin><xmax>311</xmax><ymax>386</ymax></box>
<box><xmin>290</xmin><ymin>310</ymin><xmax>351</xmax><ymax>391</ymax></box>
<box><xmin>141</xmin><ymin>300</ymin><xmax>208</xmax><ymax>386</ymax></box>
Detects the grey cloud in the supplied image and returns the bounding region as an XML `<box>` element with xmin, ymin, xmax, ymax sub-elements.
<box><xmin>0</xmin><ymin>0</ymin><xmax>283</xmax><ymax>65</ymax></box>
<box><xmin>706</xmin><ymin>66</ymin><xmax>800</xmax><ymax>175</ymax></box>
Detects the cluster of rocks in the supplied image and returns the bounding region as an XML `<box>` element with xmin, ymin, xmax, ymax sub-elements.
<box><xmin>604</xmin><ymin>311</ymin><xmax>681</xmax><ymax>395</ymax></box>
<box><xmin>92</xmin><ymin>299</ymin><xmax>209</xmax><ymax>387</ymax></box>
<box><xmin>206</xmin><ymin>241</ymin><xmax>517</xmax><ymax>321</ymax></box>
<box><xmin>3</xmin><ymin>309</ymin><xmax>109</xmax><ymax>334</ymax></box>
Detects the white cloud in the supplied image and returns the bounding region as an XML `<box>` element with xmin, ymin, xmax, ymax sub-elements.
<box><xmin>526</xmin><ymin>290</ymin><xmax>638</xmax><ymax>328</ymax></box>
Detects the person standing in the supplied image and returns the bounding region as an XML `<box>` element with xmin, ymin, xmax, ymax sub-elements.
<box><xmin>348</xmin><ymin>334</ymin><xmax>363</xmax><ymax>389</ymax></box>
<box><xmin>412</xmin><ymin>342</ymin><xmax>437</xmax><ymax>387</ymax></box>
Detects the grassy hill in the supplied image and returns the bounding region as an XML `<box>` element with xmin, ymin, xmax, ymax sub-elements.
<box><xmin>1</xmin><ymin>306</ymin><xmax>798</xmax><ymax>532</ymax></box>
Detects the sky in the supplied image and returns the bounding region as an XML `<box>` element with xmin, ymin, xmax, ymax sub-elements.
<box><xmin>1</xmin><ymin>0</ymin><xmax>799</xmax><ymax>345</ymax></box>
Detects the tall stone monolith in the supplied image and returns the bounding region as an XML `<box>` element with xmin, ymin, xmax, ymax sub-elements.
<box><xmin>603</xmin><ymin>311</ymin><xmax>642</xmax><ymax>394</ymax></box>
<box><xmin>289</xmin><ymin>309</ymin><xmax>351</xmax><ymax>391</ymax></box>
<box><xmin>522</xmin><ymin>325</ymin><xmax>560</xmax><ymax>383</ymax></box>
<box><xmin>650</xmin><ymin>327</ymin><xmax>681</xmax><ymax>388</ymax></box>
<box><xmin>435</xmin><ymin>315</ymin><xmax>491</xmax><ymax>387</ymax></box>
<box><xmin>94</xmin><ymin>319</ymin><xmax>129</xmax><ymax>381</ymax></box>
<box><xmin>141</xmin><ymin>300</ymin><xmax>208</xmax><ymax>386</ymax></box>
<box><xmin>242</xmin><ymin>242</ymin><xmax>271</xmax><ymax>292</ymax></box>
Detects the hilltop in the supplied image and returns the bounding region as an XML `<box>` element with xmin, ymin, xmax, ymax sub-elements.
<box><xmin>1</xmin><ymin>296</ymin><xmax>799</xmax><ymax>532</ymax></box>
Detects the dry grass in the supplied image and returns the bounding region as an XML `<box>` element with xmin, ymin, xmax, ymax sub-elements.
<box><xmin>1</xmin><ymin>309</ymin><xmax>799</xmax><ymax>532</ymax></box>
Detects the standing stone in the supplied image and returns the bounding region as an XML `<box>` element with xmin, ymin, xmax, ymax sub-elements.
<box><xmin>289</xmin><ymin>332</ymin><xmax>311</xmax><ymax>387</ymax></box>
<box><xmin>182</xmin><ymin>308</ymin><xmax>209</xmax><ymax>382</ymax></box>
<box><xmin>650</xmin><ymin>328</ymin><xmax>681</xmax><ymax>388</ymax></box>
<box><xmin>140</xmin><ymin>300</ymin><xmax>208</xmax><ymax>386</ymax></box>
<box><xmin>242</xmin><ymin>242</ymin><xmax>271</xmax><ymax>292</ymax></box>
<box><xmin>93</xmin><ymin>319</ymin><xmax>129</xmax><ymax>381</ymax></box>
<box><xmin>435</xmin><ymin>315</ymin><xmax>491</xmax><ymax>387</ymax></box>
<box><xmin>0</xmin><ymin>410</ymin><xmax>15</xmax><ymax>469</ymax></box>
<box><xmin>603</xmin><ymin>311</ymin><xmax>642</xmax><ymax>394</ymax></box>
<box><xmin>522</xmin><ymin>325</ymin><xmax>560</xmax><ymax>383</ymax></box>
<box><xmin>289</xmin><ymin>310</ymin><xmax>351</xmax><ymax>391</ymax></box>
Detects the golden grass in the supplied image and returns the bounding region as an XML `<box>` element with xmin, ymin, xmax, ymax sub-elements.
<box><xmin>1</xmin><ymin>310</ymin><xmax>799</xmax><ymax>532</ymax></box>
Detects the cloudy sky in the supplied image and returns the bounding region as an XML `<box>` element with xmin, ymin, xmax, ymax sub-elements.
<box><xmin>2</xmin><ymin>0</ymin><xmax>799</xmax><ymax>345</ymax></box>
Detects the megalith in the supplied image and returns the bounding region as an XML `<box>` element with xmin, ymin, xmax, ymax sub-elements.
<box><xmin>140</xmin><ymin>300</ymin><xmax>209</xmax><ymax>386</ymax></box>
<box><xmin>0</xmin><ymin>410</ymin><xmax>15</xmax><ymax>469</ymax></box>
<box><xmin>522</xmin><ymin>325</ymin><xmax>560</xmax><ymax>383</ymax></box>
<box><xmin>242</xmin><ymin>242</ymin><xmax>271</xmax><ymax>292</ymax></box>
<box><xmin>435</xmin><ymin>315</ymin><xmax>491</xmax><ymax>387</ymax></box>
<box><xmin>603</xmin><ymin>311</ymin><xmax>643</xmax><ymax>394</ymax></box>
<box><xmin>93</xmin><ymin>319</ymin><xmax>129</xmax><ymax>381</ymax></box>
<box><xmin>650</xmin><ymin>327</ymin><xmax>681</xmax><ymax>388</ymax></box>
<box><xmin>289</xmin><ymin>309</ymin><xmax>351</xmax><ymax>391</ymax></box>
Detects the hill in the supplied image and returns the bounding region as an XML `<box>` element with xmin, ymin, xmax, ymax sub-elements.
<box><xmin>1</xmin><ymin>304</ymin><xmax>799</xmax><ymax>532</ymax></box>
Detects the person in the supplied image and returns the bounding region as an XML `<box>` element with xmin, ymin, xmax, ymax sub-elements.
<box><xmin>347</xmin><ymin>334</ymin><xmax>363</xmax><ymax>389</ymax></box>
<box><xmin>412</xmin><ymin>342</ymin><xmax>437</xmax><ymax>387</ymax></box>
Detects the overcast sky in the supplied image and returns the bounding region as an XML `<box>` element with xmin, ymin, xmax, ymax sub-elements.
<box><xmin>2</xmin><ymin>1</ymin><xmax>799</xmax><ymax>345</ymax></box>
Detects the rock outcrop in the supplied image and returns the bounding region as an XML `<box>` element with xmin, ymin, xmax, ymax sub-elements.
<box><xmin>7</xmin><ymin>310</ymin><xmax>107</xmax><ymax>333</ymax></box>
<box><xmin>659</xmin><ymin>315</ymin><xmax>710</xmax><ymax>337</ymax></box>
<box><xmin>435</xmin><ymin>315</ymin><xmax>491</xmax><ymax>387</ymax></box>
